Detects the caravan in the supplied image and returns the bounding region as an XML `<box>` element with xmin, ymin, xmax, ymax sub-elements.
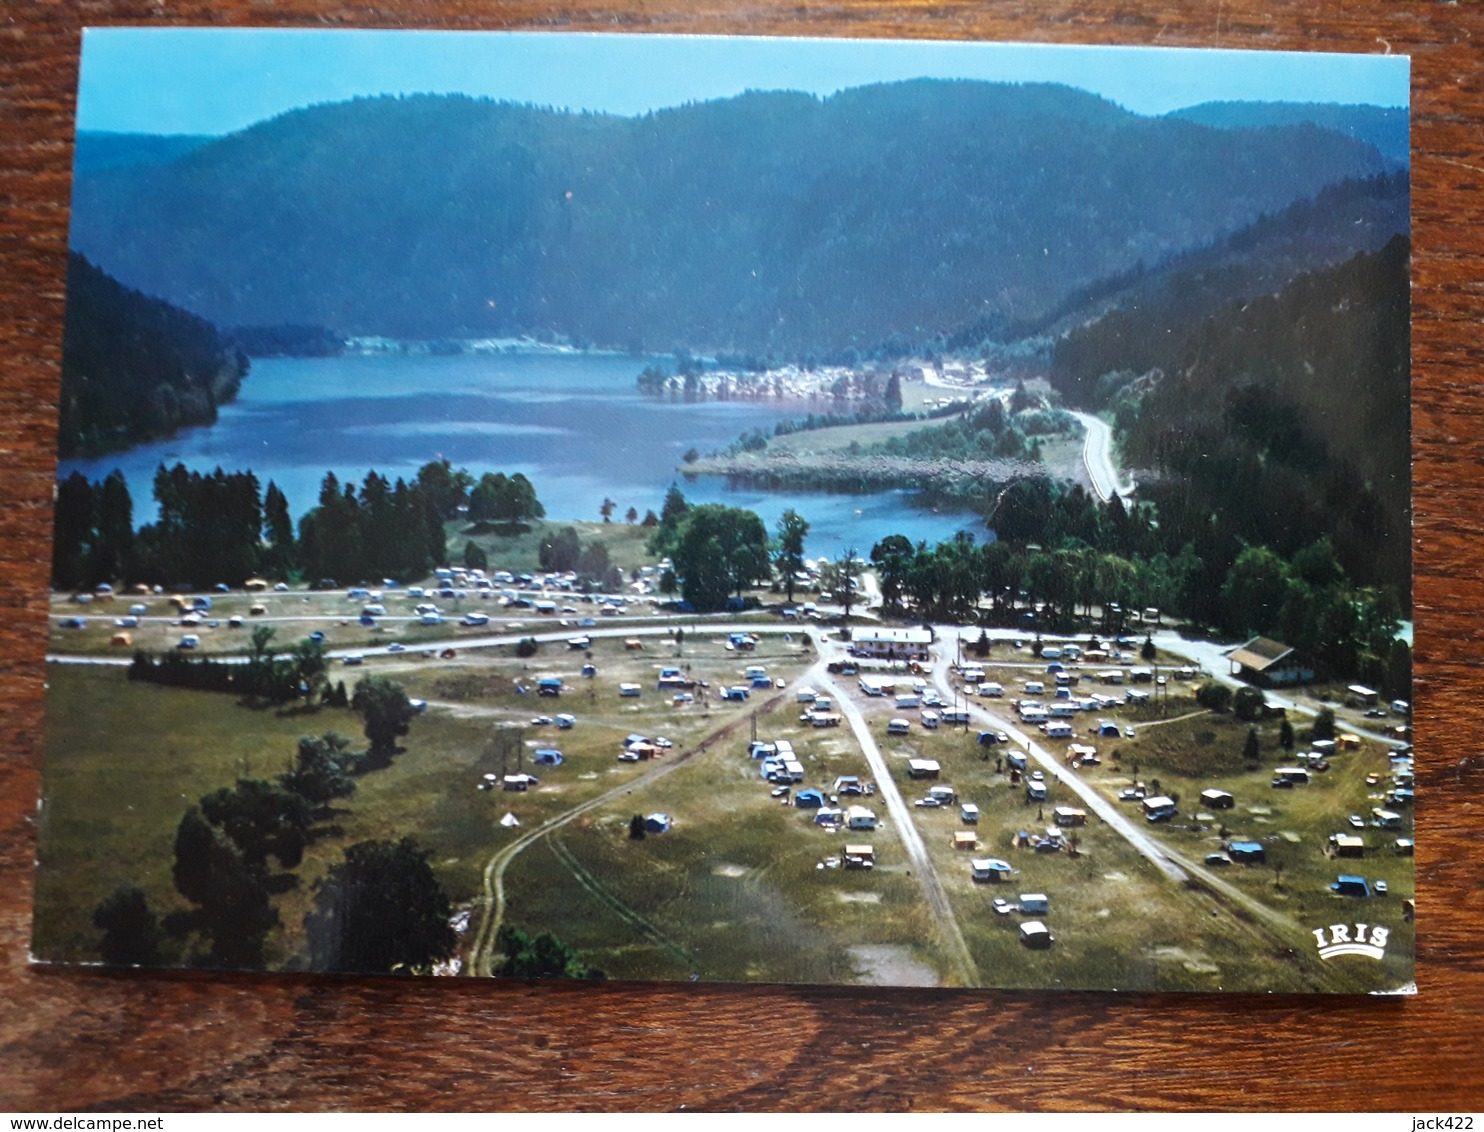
<box><xmin>1142</xmin><ymin>796</ymin><xmax>1177</xmax><ymax>822</ymax></box>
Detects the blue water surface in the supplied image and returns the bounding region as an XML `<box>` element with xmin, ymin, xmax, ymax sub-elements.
<box><xmin>58</xmin><ymin>351</ymin><xmax>985</xmax><ymax>556</ymax></box>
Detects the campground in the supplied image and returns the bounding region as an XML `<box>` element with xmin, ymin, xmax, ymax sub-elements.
<box><xmin>39</xmin><ymin>574</ymin><xmax>1414</xmax><ymax>991</ymax></box>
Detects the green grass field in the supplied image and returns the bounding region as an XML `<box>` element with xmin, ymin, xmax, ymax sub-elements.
<box><xmin>511</xmin><ymin>690</ymin><xmax>940</xmax><ymax>985</ymax></box>
<box><xmin>766</xmin><ymin>418</ymin><xmax>940</xmax><ymax>455</ymax></box>
<box><xmin>448</xmin><ymin>518</ymin><xmax>656</xmax><ymax>576</ymax></box>
<box><xmin>33</xmin><ymin>630</ymin><xmax>820</xmax><ymax>973</ymax></box>
<box><xmin>34</xmin><ymin>620</ymin><xmax>1413</xmax><ymax>991</ymax></box>
<box><xmin>935</xmin><ymin>656</ymin><xmax>1414</xmax><ymax>990</ymax></box>
<box><xmin>1079</xmin><ymin>708</ymin><xmax>1415</xmax><ymax>990</ymax></box>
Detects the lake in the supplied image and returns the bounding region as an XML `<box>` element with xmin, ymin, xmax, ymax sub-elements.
<box><xmin>57</xmin><ymin>350</ymin><xmax>985</xmax><ymax>556</ymax></box>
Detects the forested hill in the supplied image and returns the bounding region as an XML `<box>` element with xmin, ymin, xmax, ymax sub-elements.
<box><xmin>1115</xmin><ymin>236</ymin><xmax>1412</xmax><ymax>595</ymax></box>
<box><xmin>72</xmin><ymin>131</ymin><xmax>216</xmax><ymax>176</ymax></box>
<box><xmin>1041</xmin><ymin>171</ymin><xmax>1408</xmax><ymax>383</ymax></box>
<box><xmin>59</xmin><ymin>253</ymin><xmax>248</xmax><ymax>457</ymax></box>
<box><xmin>1167</xmin><ymin>101</ymin><xmax>1408</xmax><ymax>165</ymax></box>
<box><xmin>68</xmin><ymin>82</ymin><xmax>1397</xmax><ymax>355</ymax></box>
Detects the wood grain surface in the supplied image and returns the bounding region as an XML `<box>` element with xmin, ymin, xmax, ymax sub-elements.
<box><xmin>3</xmin><ymin>1</ymin><xmax>1482</xmax><ymax>1113</ymax></box>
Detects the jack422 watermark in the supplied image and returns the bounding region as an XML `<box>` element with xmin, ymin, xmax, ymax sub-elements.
<box><xmin>1312</xmin><ymin>922</ymin><xmax>1390</xmax><ymax>960</ymax></box>
<box><xmin>1411</xmin><ymin>1119</ymin><xmax>1473</xmax><ymax>1131</ymax></box>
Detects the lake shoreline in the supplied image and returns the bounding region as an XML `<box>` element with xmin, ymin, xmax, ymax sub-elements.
<box><xmin>56</xmin><ymin>352</ymin><xmax>990</xmax><ymax>556</ymax></box>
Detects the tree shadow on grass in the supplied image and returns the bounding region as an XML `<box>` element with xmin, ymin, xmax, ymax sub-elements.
<box><xmin>274</xmin><ymin>702</ymin><xmax>327</xmax><ymax>719</ymax></box>
<box><xmin>462</xmin><ymin>520</ymin><xmax>532</xmax><ymax>536</ymax></box>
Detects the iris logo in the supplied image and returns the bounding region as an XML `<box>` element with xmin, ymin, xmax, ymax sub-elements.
<box><xmin>1313</xmin><ymin>923</ymin><xmax>1390</xmax><ymax>960</ymax></box>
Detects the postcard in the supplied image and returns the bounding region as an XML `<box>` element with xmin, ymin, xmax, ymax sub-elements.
<box><xmin>36</xmin><ymin>29</ymin><xmax>1414</xmax><ymax>992</ymax></box>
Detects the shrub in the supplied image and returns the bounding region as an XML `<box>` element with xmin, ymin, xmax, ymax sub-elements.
<box><xmin>1233</xmin><ymin>685</ymin><xmax>1266</xmax><ymax>722</ymax></box>
<box><xmin>1196</xmin><ymin>680</ymin><xmax>1233</xmax><ymax>712</ymax></box>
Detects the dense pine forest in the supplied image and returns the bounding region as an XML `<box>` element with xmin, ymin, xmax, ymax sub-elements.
<box><xmin>58</xmin><ymin>253</ymin><xmax>248</xmax><ymax>457</ymax></box>
<box><xmin>1063</xmin><ymin>236</ymin><xmax>1411</xmax><ymax>599</ymax></box>
<box><xmin>67</xmin><ymin>82</ymin><xmax>1396</xmax><ymax>355</ymax></box>
<box><xmin>51</xmin><ymin>459</ymin><xmax>547</xmax><ymax>591</ymax></box>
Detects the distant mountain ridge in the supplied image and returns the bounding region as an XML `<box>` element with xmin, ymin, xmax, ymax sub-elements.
<box><xmin>1015</xmin><ymin>169</ymin><xmax>1409</xmax><ymax>367</ymax></box>
<box><xmin>1166</xmin><ymin>101</ymin><xmax>1408</xmax><ymax>165</ymax></box>
<box><xmin>72</xmin><ymin>131</ymin><xmax>217</xmax><ymax>176</ymax></box>
<box><xmin>68</xmin><ymin>82</ymin><xmax>1400</xmax><ymax>355</ymax></box>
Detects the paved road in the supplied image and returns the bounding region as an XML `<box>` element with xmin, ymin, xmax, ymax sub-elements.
<box><xmin>1070</xmin><ymin>411</ymin><xmax>1133</xmax><ymax>503</ymax></box>
<box><xmin>928</xmin><ymin>637</ymin><xmax>1190</xmax><ymax>884</ymax></box>
<box><xmin>813</xmin><ymin>658</ymin><xmax>980</xmax><ymax>986</ymax></box>
<box><xmin>47</xmin><ymin>620</ymin><xmax>810</xmax><ymax>668</ymax></box>
<box><xmin>1148</xmin><ymin>630</ymin><xmax>1403</xmax><ymax>744</ymax></box>
<box><xmin>51</xmin><ymin>618</ymin><xmax>1401</xmax><ymax>744</ymax></box>
<box><xmin>54</xmin><ymin>602</ymin><xmax>1367</xmax><ymax>971</ymax></box>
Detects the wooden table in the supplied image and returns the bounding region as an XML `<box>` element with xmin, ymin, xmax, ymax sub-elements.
<box><xmin>3</xmin><ymin>2</ymin><xmax>1481</xmax><ymax>1112</ymax></box>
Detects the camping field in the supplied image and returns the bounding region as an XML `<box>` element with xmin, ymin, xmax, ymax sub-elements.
<box><xmin>33</xmin><ymin>628</ymin><xmax>825</xmax><ymax>972</ymax></box>
<box><xmin>37</xmin><ymin>605</ymin><xmax>1413</xmax><ymax>991</ymax></box>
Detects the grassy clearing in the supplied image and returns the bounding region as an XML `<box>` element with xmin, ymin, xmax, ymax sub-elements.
<box><xmin>33</xmin><ymin>664</ymin><xmax>367</xmax><ymax>963</ymax></box>
<box><xmin>1084</xmin><ymin>711</ymin><xmax>1415</xmax><ymax>991</ymax></box>
<box><xmin>846</xmin><ymin>684</ymin><xmax>1286</xmax><ymax>990</ymax></box>
<box><xmin>934</xmin><ymin>659</ymin><xmax>1414</xmax><ymax>990</ymax></box>
<box><xmin>1028</xmin><ymin>434</ymin><xmax>1086</xmax><ymax>486</ymax></box>
<box><xmin>34</xmin><ymin>662</ymin><xmax>559</xmax><ymax>968</ymax></box>
<box><xmin>447</xmin><ymin>518</ymin><xmax>655</xmax><ymax>576</ymax></box>
<box><xmin>752</xmin><ymin>416</ymin><xmax>1086</xmax><ymax>486</ymax></box>
<box><xmin>511</xmin><ymin>689</ymin><xmax>940</xmax><ymax>985</ymax></box>
<box><xmin>35</xmin><ymin>622</ymin><xmax>1413</xmax><ymax>990</ymax></box>
<box><xmin>766</xmin><ymin>418</ymin><xmax>942</xmax><ymax>455</ymax></box>
<box><xmin>33</xmin><ymin>629</ymin><xmax>819</xmax><ymax>973</ymax></box>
